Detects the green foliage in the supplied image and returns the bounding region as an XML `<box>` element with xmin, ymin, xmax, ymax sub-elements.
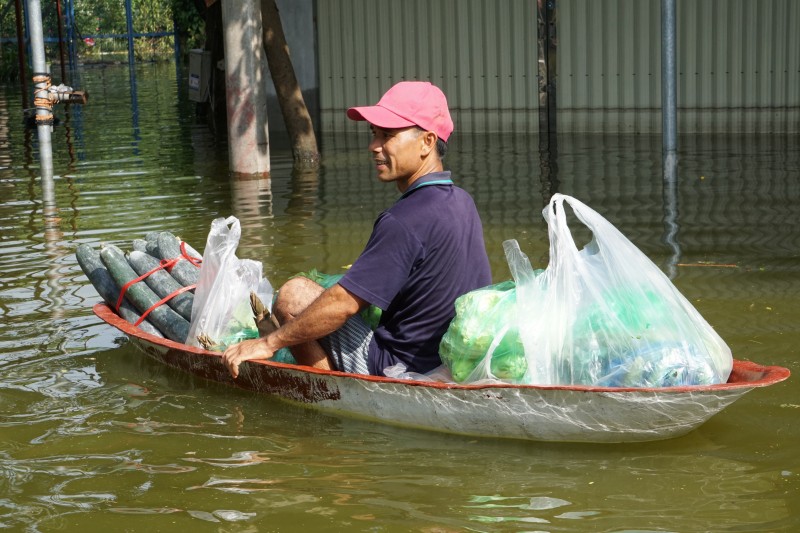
<box><xmin>0</xmin><ymin>0</ymin><xmax>203</xmax><ymax>72</ymax></box>
<box><xmin>171</xmin><ymin>0</ymin><xmax>204</xmax><ymax>50</ymax></box>
<box><xmin>0</xmin><ymin>47</ymin><xmax>19</xmax><ymax>81</ymax></box>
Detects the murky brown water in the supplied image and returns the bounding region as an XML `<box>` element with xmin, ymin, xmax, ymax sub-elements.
<box><xmin>1</xmin><ymin>63</ymin><xmax>798</xmax><ymax>531</ymax></box>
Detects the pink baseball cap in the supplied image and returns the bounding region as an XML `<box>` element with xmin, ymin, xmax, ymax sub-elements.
<box><xmin>347</xmin><ymin>81</ymin><xmax>454</xmax><ymax>142</ymax></box>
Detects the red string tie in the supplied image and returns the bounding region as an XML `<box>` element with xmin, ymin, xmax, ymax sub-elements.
<box><xmin>180</xmin><ymin>241</ymin><xmax>202</xmax><ymax>267</ymax></box>
<box><xmin>133</xmin><ymin>284</ymin><xmax>196</xmax><ymax>327</ymax></box>
<box><xmin>114</xmin><ymin>257</ymin><xmax>180</xmax><ymax>312</ymax></box>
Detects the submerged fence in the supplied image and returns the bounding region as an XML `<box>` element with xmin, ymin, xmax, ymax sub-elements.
<box><xmin>1</xmin><ymin>0</ymin><xmax>181</xmax><ymax>81</ymax></box>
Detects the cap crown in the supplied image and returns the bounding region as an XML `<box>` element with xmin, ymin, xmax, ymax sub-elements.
<box><xmin>347</xmin><ymin>81</ymin><xmax>454</xmax><ymax>141</ymax></box>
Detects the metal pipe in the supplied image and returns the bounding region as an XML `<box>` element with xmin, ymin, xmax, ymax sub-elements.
<box><xmin>661</xmin><ymin>0</ymin><xmax>677</xmax><ymax>155</ymax></box>
<box><xmin>66</xmin><ymin>0</ymin><xmax>76</xmax><ymax>68</ymax></box>
<box><xmin>26</xmin><ymin>0</ymin><xmax>54</xmax><ymax>177</ymax></box>
<box><xmin>536</xmin><ymin>0</ymin><xmax>559</xmax><ymax>202</ymax></box>
<box><xmin>124</xmin><ymin>0</ymin><xmax>135</xmax><ymax>68</ymax></box>
<box><xmin>661</xmin><ymin>0</ymin><xmax>680</xmax><ymax>275</ymax></box>
<box><xmin>537</xmin><ymin>0</ymin><xmax>558</xmax><ymax>139</ymax></box>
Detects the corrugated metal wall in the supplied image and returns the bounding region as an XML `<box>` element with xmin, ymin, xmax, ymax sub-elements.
<box><xmin>676</xmin><ymin>0</ymin><xmax>799</xmax><ymax>133</ymax></box>
<box><xmin>317</xmin><ymin>0</ymin><xmax>799</xmax><ymax>134</ymax></box>
<box><xmin>317</xmin><ymin>0</ymin><xmax>539</xmax><ymax>134</ymax></box>
<box><xmin>559</xmin><ymin>0</ymin><xmax>800</xmax><ymax>132</ymax></box>
<box><xmin>558</xmin><ymin>0</ymin><xmax>663</xmax><ymax>133</ymax></box>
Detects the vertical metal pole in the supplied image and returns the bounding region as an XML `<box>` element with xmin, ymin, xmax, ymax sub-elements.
<box><xmin>661</xmin><ymin>0</ymin><xmax>680</xmax><ymax>275</ymax></box>
<box><xmin>537</xmin><ymin>0</ymin><xmax>558</xmax><ymax>138</ymax></box>
<box><xmin>536</xmin><ymin>0</ymin><xmax>559</xmax><ymax>200</ymax></box>
<box><xmin>124</xmin><ymin>0</ymin><xmax>135</xmax><ymax>69</ymax></box>
<box><xmin>661</xmin><ymin>0</ymin><xmax>678</xmax><ymax>158</ymax></box>
<box><xmin>27</xmin><ymin>0</ymin><xmax>54</xmax><ymax>178</ymax></box>
<box><xmin>66</xmin><ymin>0</ymin><xmax>76</xmax><ymax>69</ymax></box>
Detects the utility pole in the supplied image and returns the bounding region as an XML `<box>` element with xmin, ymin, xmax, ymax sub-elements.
<box><xmin>661</xmin><ymin>0</ymin><xmax>681</xmax><ymax>277</ymax></box>
<box><xmin>221</xmin><ymin>0</ymin><xmax>271</xmax><ymax>178</ymax></box>
<box><xmin>662</xmin><ymin>0</ymin><xmax>678</xmax><ymax>179</ymax></box>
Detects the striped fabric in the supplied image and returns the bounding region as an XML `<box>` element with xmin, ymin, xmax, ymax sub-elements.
<box><xmin>319</xmin><ymin>315</ymin><xmax>372</xmax><ymax>375</ymax></box>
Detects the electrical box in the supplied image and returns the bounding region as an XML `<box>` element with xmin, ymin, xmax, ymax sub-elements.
<box><xmin>188</xmin><ymin>49</ymin><xmax>212</xmax><ymax>103</ymax></box>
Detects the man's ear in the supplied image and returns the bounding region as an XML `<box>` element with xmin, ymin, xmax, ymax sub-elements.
<box><xmin>420</xmin><ymin>131</ymin><xmax>438</xmax><ymax>156</ymax></box>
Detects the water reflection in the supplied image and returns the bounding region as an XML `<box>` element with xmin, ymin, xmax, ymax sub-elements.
<box><xmin>129</xmin><ymin>64</ymin><xmax>140</xmax><ymax>154</ymax></box>
<box><xmin>536</xmin><ymin>126</ymin><xmax>560</xmax><ymax>204</ymax></box>
<box><xmin>0</xmin><ymin>93</ymin><xmax>10</xmax><ymax>170</ymax></box>
<box><xmin>41</xmin><ymin>170</ymin><xmax>67</xmax><ymax>320</ymax></box>
<box><xmin>229</xmin><ymin>175</ymin><xmax>274</xmax><ymax>237</ymax></box>
<box><xmin>662</xmin><ymin>151</ymin><xmax>681</xmax><ymax>278</ymax></box>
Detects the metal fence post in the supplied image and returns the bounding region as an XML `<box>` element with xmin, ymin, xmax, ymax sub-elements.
<box><xmin>26</xmin><ymin>0</ymin><xmax>53</xmax><ymax>177</ymax></box>
<box><xmin>661</xmin><ymin>0</ymin><xmax>678</xmax><ymax>159</ymax></box>
<box><xmin>125</xmin><ymin>0</ymin><xmax>135</xmax><ymax>68</ymax></box>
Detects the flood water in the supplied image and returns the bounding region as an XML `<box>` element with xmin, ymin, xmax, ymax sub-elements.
<box><xmin>1</xmin><ymin>62</ymin><xmax>798</xmax><ymax>532</ymax></box>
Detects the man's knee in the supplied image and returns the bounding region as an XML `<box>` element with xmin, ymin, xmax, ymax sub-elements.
<box><xmin>273</xmin><ymin>277</ymin><xmax>324</xmax><ymax>324</ymax></box>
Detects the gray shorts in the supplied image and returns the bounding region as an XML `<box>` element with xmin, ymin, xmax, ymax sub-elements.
<box><xmin>318</xmin><ymin>314</ymin><xmax>372</xmax><ymax>374</ymax></box>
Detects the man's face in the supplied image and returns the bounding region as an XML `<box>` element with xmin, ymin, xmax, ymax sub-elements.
<box><xmin>368</xmin><ymin>125</ymin><xmax>428</xmax><ymax>191</ymax></box>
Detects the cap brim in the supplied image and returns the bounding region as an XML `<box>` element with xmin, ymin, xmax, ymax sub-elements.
<box><xmin>346</xmin><ymin>105</ymin><xmax>417</xmax><ymax>130</ymax></box>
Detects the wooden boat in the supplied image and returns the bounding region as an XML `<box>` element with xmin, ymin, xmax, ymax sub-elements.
<box><xmin>93</xmin><ymin>302</ymin><xmax>790</xmax><ymax>443</ymax></box>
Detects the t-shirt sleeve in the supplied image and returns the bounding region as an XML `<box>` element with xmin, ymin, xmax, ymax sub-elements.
<box><xmin>338</xmin><ymin>212</ymin><xmax>422</xmax><ymax>310</ymax></box>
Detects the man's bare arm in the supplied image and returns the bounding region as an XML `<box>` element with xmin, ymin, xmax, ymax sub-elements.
<box><xmin>221</xmin><ymin>284</ymin><xmax>367</xmax><ymax>378</ymax></box>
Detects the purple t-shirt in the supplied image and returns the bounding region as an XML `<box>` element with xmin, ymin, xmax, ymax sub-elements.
<box><xmin>339</xmin><ymin>171</ymin><xmax>491</xmax><ymax>375</ymax></box>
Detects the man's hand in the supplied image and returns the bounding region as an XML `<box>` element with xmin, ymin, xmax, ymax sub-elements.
<box><xmin>222</xmin><ymin>336</ymin><xmax>275</xmax><ymax>379</ymax></box>
<box><xmin>220</xmin><ymin>283</ymin><xmax>365</xmax><ymax>378</ymax></box>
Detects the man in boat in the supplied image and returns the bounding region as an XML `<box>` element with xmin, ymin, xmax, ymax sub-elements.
<box><xmin>223</xmin><ymin>81</ymin><xmax>491</xmax><ymax>378</ymax></box>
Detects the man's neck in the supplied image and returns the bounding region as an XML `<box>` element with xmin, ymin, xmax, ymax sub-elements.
<box><xmin>397</xmin><ymin>161</ymin><xmax>444</xmax><ymax>193</ymax></box>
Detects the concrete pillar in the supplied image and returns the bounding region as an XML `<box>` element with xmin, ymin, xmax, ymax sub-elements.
<box><xmin>221</xmin><ymin>0</ymin><xmax>270</xmax><ymax>178</ymax></box>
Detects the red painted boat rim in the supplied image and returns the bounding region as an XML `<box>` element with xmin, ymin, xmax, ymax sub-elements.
<box><xmin>92</xmin><ymin>302</ymin><xmax>790</xmax><ymax>393</ymax></box>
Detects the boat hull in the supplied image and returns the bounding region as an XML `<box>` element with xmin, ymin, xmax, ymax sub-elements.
<box><xmin>94</xmin><ymin>303</ymin><xmax>790</xmax><ymax>443</ymax></box>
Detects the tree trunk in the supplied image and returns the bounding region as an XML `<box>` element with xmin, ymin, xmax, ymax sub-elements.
<box><xmin>261</xmin><ymin>0</ymin><xmax>320</xmax><ymax>168</ymax></box>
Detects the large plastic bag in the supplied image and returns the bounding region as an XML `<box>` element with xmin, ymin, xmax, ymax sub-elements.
<box><xmin>512</xmin><ymin>194</ymin><xmax>733</xmax><ymax>387</ymax></box>
<box><xmin>187</xmin><ymin>216</ymin><xmax>271</xmax><ymax>351</ymax></box>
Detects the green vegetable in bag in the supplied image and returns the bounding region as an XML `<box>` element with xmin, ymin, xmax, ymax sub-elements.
<box><xmin>292</xmin><ymin>269</ymin><xmax>383</xmax><ymax>330</ymax></box>
<box><xmin>439</xmin><ymin>281</ymin><xmax>528</xmax><ymax>382</ymax></box>
<box><xmin>568</xmin><ymin>285</ymin><xmax>718</xmax><ymax>387</ymax></box>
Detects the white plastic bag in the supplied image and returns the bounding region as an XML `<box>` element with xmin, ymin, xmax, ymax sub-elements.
<box><xmin>512</xmin><ymin>194</ymin><xmax>733</xmax><ymax>387</ymax></box>
<box><xmin>187</xmin><ymin>216</ymin><xmax>272</xmax><ymax>351</ymax></box>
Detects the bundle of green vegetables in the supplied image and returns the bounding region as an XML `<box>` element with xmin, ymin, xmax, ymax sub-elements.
<box><xmin>76</xmin><ymin>231</ymin><xmax>205</xmax><ymax>344</ymax></box>
<box><xmin>438</xmin><ymin>281</ymin><xmax>528</xmax><ymax>383</ymax></box>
